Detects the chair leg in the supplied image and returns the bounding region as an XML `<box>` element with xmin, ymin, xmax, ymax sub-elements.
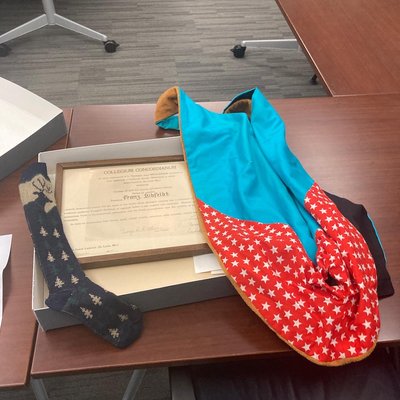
<box><xmin>31</xmin><ymin>378</ymin><xmax>49</xmax><ymax>400</ymax></box>
<box><xmin>0</xmin><ymin>15</ymin><xmax>48</xmax><ymax>44</ymax></box>
<box><xmin>169</xmin><ymin>367</ymin><xmax>197</xmax><ymax>400</ymax></box>
<box><xmin>231</xmin><ymin>38</ymin><xmax>298</xmax><ymax>58</ymax></box>
<box><xmin>53</xmin><ymin>14</ymin><xmax>108</xmax><ymax>42</ymax></box>
<box><xmin>121</xmin><ymin>369</ymin><xmax>147</xmax><ymax>400</ymax></box>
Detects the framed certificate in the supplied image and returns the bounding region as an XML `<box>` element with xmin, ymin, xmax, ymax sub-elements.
<box><xmin>55</xmin><ymin>156</ymin><xmax>210</xmax><ymax>268</ymax></box>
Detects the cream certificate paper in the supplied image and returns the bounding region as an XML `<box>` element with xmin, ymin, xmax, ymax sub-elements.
<box><xmin>59</xmin><ymin>160</ymin><xmax>206</xmax><ymax>259</ymax></box>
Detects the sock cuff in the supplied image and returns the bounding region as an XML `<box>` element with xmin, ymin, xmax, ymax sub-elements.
<box><xmin>20</xmin><ymin>162</ymin><xmax>49</xmax><ymax>183</ymax></box>
<box><xmin>19</xmin><ymin>162</ymin><xmax>56</xmax><ymax>212</ymax></box>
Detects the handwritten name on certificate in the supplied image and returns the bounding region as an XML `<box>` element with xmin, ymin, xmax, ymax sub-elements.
<box><xmin>58</xmin><ymin>159</ymin><xmax>206</xmax><ymax>261</ymax></box>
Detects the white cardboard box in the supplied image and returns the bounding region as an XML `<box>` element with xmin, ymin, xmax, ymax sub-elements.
<box><xmin>0</xmin><ymin>78</ymin><xmax>66</xmax><ymax>180</ymax></box>
<box><xmin>34</xmin><ymin>137</ymin><xmax>235</xmax><ymax>330</ymax></box>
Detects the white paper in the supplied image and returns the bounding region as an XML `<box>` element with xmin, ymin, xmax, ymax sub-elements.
<box><xmin>0</xmin><ymin>234</ymin><xmax>12</xmax><ymax>328</ymax></box>
<box><xmin>211</xmin><ymin>269</ymin><xmax>225</xmax><ymax>275</ymax></box>
<box><xmin>193</xmin><ymin>253</ymin><xmax>223</xmax><ymax>274</ymax></box>
<box><xmin>59</xmin><ymin>160</ymin><xmax>206</xmax><ymax>259</ymax></box>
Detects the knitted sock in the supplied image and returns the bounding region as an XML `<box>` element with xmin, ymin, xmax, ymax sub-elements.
<box><xmin>19</xmin><ymin>162</ymin><xmax>142</xmax><ymax>348</ymax></box>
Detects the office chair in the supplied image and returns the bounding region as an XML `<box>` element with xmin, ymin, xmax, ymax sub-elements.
<box><xmin>0</xmin><ymin>0</ymin><xmax>119</xmax><ymax>57</ymax></box>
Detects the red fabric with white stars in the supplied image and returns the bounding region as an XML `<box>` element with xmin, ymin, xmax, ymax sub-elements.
<box><xmin>197</xmin><ymin>183</ymin><xmax>379</xmax><ymax>365</ymax></box>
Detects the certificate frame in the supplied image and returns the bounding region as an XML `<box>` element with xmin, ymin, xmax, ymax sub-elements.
<box><xmin>55</xmin><ymin>156</ymin><xmax>210</xmax><ymax>269</ymax></box>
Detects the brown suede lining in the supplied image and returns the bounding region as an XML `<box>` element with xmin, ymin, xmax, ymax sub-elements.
<box><xmin>156</xmin><ymin>87</ymin><xmax>253</xmax><ymax>124</ymax></box>
<box><xmin>154</xmin><ymin>87</ymin><xmax>179</xmax><ymax>123</ymax></box>
<box><xmin>224</xmin><ymin>98</ymin><xmax>252</xmax><ymax>118</ymax></box>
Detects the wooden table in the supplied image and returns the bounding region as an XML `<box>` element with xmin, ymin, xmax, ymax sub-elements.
<box><xmin>276</xmin><ymin>0</ymin><xmax>400</xmax><ymax>96</ymax></box>
<box><xmin>31</xmin><ymin>94</ymin><xmax>400</xmax><ymax>379</ymax></box>
<box><xmin>0</xmin><ymin>110</ymin><xmax>71</xmax><ymax>389</ymax></box>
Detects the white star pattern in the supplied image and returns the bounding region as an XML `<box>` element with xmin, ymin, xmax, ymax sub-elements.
<box><xmin>196</xmin><ymin>182</ymin><xmax>379</xmax><ymax>366</ymax></box>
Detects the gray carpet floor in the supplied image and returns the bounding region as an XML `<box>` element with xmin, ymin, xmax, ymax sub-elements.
<box><xmin>0</xmin><ymin>0</ymin><xmax>325</xmax><ymax>398</ymax></box>
<box><xmin>0</xmin><ymin>0</ymin><xmax>325</xmax><ymax>108</ymax></box>
<box><xmin>3</xmin><ymin>369</ymin><xmax>170</xmax><ymax>400</ymax></box>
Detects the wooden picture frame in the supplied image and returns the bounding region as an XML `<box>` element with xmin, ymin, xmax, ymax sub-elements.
<box><xmin>55</xmin><ymin>156</ymin><xmax>210</xmax><ymax>269</ymax></box>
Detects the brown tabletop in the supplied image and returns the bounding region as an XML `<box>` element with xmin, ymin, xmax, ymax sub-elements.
<box><xmin>276</xmin><ymin>0</ymin><xmax>400</xmax><ymax>96</ymax></box>
<box><xmin>31</xmin><ymin>95</ymin><xmax>400</xmax><ymax>378</ymax></box>
<box><xmin>0</xmin><ymin>110</ymin><xmax>71</xmax><ymax>388</ymax></box>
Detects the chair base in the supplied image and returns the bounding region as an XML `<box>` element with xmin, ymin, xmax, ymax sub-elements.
<box><xmin>0</xmin><ymin>0</ymin><xmax>118</xmax><ymax>54</ymax></box>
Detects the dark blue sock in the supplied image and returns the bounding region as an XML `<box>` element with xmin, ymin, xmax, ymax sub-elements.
<box><xmin>19</xmin><ymin>162</ymin><xmax>142</xmax><ymax>348</ymax></box>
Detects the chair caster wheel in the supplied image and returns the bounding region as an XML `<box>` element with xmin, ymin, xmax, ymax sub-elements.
<box><xmin>310</xmin><ymin>74</ymin><xmax>318</xmax><ymax>85</ymax></box>
<box><xmin>231</xmin><ymin>45</ymin><xmax>246</xmax><ymax>58</ymax></box>
<box><xmin>0</xmin><ymin>44</ymin><xmax>11</xmax><ymax>57</ymax></box>
<box><xmin>104</xmin><ymin>40</ymin><xmax>120</xmax><ymax>53</ymax></box>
